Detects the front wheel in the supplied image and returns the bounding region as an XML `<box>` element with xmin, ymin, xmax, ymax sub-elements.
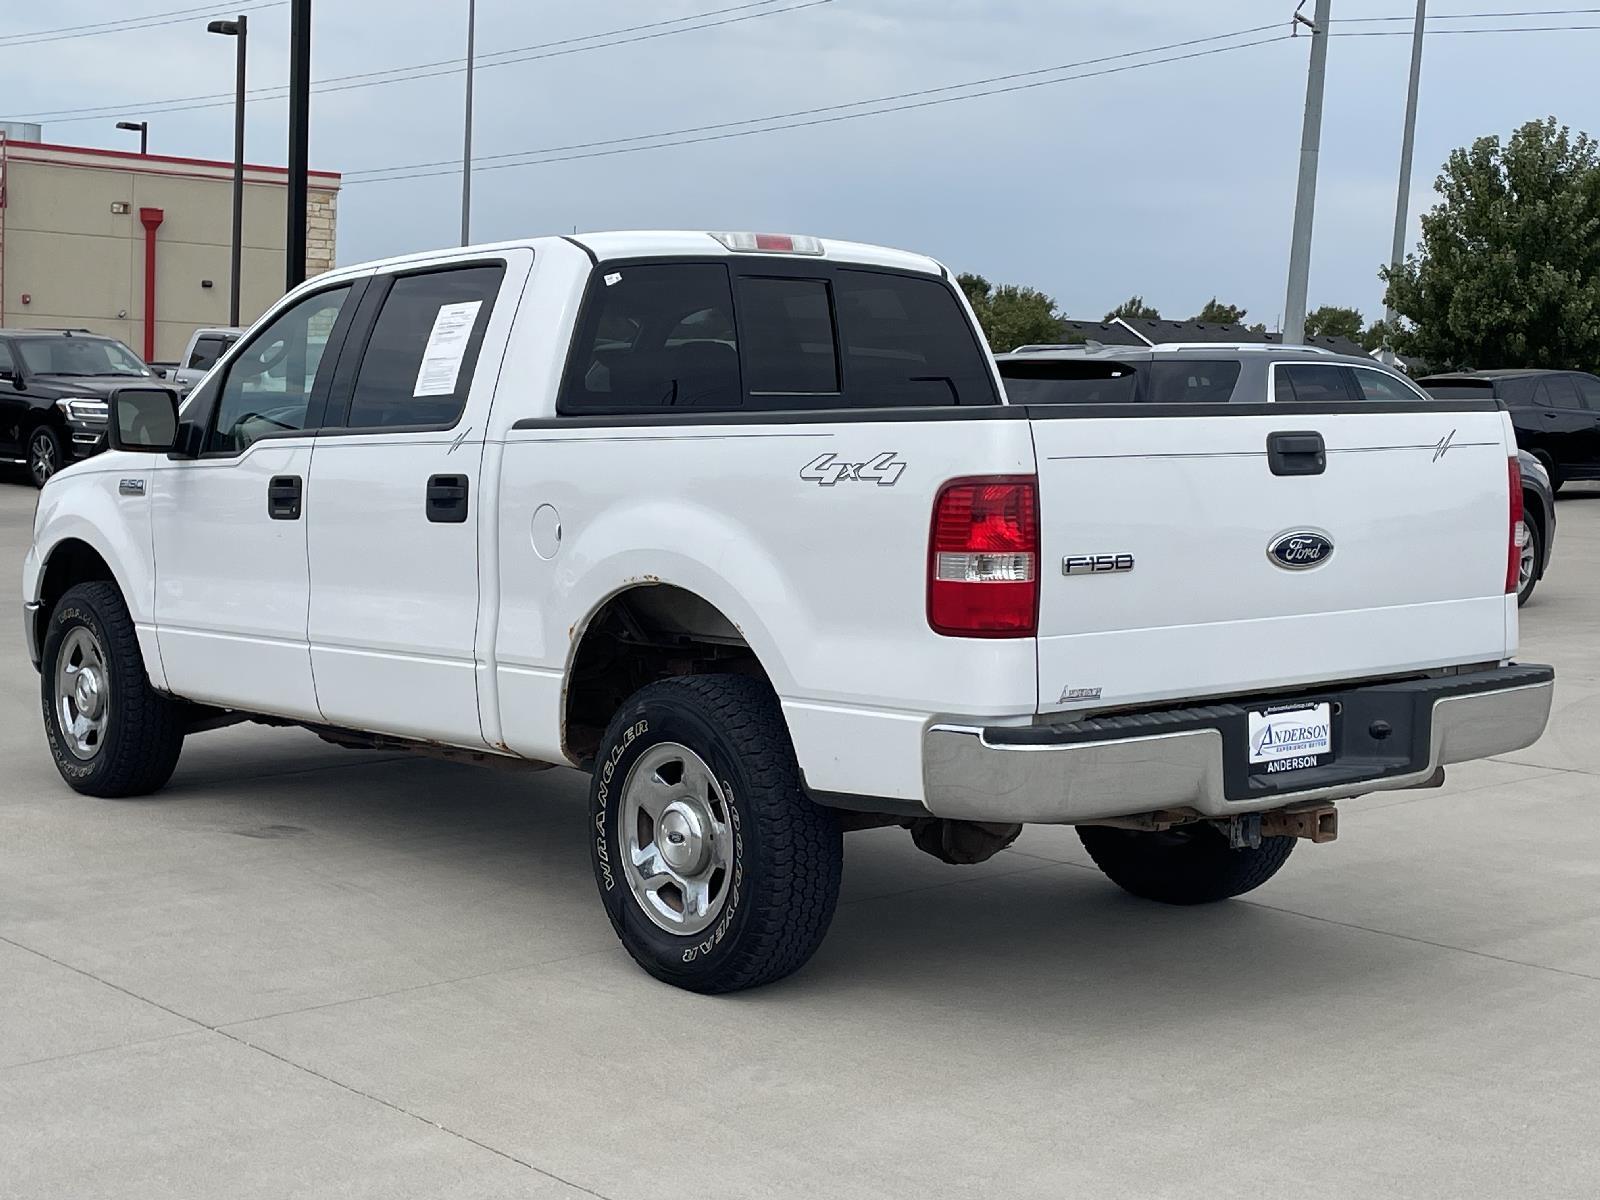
<box><xmin>1077</xmin><ymin>822</ymin><xmax>1295</xmax><ymax>905</ymax></box>
<box><xmin>589</xmin><ymin>674</ymin><xmax>843</xmax><ymax>993</ymax></box>
<box><xmin>29</xmin><ymin>425</ymin><xmax>64</xmax><ymax>488</ymax></box>
<box><xmin>41</xmin><ymin>582</ymin><xmax>185</xmax><ymax>797</ymax></box>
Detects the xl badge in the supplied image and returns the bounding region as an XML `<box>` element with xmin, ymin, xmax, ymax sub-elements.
<box><xmin>1267</xmin><ymin>529</ymin><xmax>1334</xmax><ymax>570</ymax></box>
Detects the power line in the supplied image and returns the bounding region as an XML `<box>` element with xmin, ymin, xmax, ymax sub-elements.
<box><xmin>1333</xmin><ymin>21</ymin><xmax>1600</xmax><ymax>32</ymax></box>
<box><xmin>346</xmin><ymin>22</ymin><xmax>1286</xmax><ymax>181</ymax></box>
<box><xmin>0</xmin><ymin>1</ymin><xmax>285</xmax><ymax>47</ymax></box>
<box><xmin>344</xmin><ymin>32</ymin><xmax>1294</xmax><ymax>187</ymax></box>
<box><xmin>16</xmin><ymin>0</ymin><xmax>827</xmax><ymax>124</ymax></box>
<box><xmin>1339</xmin><ymin>5</ymin><xmax>1600</xmax><ymax>19</ymax></box>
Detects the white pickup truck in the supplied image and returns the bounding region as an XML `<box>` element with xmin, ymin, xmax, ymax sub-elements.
<box><xmin>23</xmin><ymin>231</ymin><xmax>1554</xmax><ymax>993</ymax></box>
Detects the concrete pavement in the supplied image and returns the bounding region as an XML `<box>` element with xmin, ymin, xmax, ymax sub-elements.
<box><xmin>2</xmin><ymin>475</ymin><xmax>1597</xmax><ymax>1199</ymax></box>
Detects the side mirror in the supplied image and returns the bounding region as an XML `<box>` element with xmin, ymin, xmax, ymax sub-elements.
<box><xmin>108</xmin><ymin>387</ymin><xmax>179</xmax><ymax>453</ymax></box>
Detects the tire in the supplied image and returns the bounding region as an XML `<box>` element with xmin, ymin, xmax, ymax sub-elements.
<box><xmin>41</xmin><ymin>582</ymin><xmax>185</xmax><ymax>798</ymax></box>
<box><xmin>589</xmin><ymin>674</ymin><xmax>843</xmax><ymax>993</ymax></box>
<box><xmin>1534</xmin><ymin>453</ymin><xmax>1563</xmax><ymax>493</ymax></box>
<box><xmin>28</xmin><ymin>424</ymin><xmax>64</xmax><ymax>488</ymax></box>
<box><xmin>1077</xmin><ymin>822</ymin><xmax>1295</xmax><ymax>905</ymax></box>
<box><xmin>1517</xmin><ymin>510</ymin><xmax>1543</xmax><ymax>607</ymax></box>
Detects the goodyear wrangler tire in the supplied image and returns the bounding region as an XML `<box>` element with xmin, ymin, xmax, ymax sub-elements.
<box><xmin>41</xmin><ymin>582</ymin><xmax>185</xmax><ymax>798</ymax></box>
<box><xmin>1077</xmin><ymin>822</ymin><xmax>1295</xmax><ymax>905</ymax></box>
<box><xmin>589</xmin><ymin>674</ymin><xmax>843</xmax><ymax>993</ymax></box>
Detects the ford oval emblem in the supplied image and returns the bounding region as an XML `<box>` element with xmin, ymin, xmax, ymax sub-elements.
<box><xmin>1267</xmin><ymin>529</ymin><xmax>1334</xmax><ymax>570</ymax></box>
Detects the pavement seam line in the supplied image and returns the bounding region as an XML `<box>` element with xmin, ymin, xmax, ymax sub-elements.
<box><xmin>0</xmin><ymin>1029</ymin><xmax>201</xmax><ymax>1076</ymax></box>
<box><xmin>212</xmin><ymin>1027</ymin><xmax>618</xmax><ymax>1199</ymax></box>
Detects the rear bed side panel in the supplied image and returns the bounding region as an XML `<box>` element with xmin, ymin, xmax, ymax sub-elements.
<box><xmin>1032</xmin><ymin>408</ymin><xmax>1515</xmax><ymax>714</ymax></box>
<box><xmin>492</xmin><ymin>413</ymin><xmax>1041</xmax><ymax>801</ymax></box>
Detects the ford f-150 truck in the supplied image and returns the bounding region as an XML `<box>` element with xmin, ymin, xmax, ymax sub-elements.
<box><xmin>22</xmin><ymin>231</ymin><xmax>1555</xmax><ymax>993</ymax></box>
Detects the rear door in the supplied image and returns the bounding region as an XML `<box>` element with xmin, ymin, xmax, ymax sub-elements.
<box><xmin>1028</xmin><ymin>366</ymin><xmax>1514</xmax><ymax>714</ymax></box>
<box><xmin>1565</xmin><ymin>372</ymin><xmax>1600</xmax><ymax>470</ymax></box>
<box><xmin>305</xmin><ymin>253</ymin><xmax>528</xmax><ymax>746</ymax></box>
<box><xmin>1535</xmin><ymin>374</ymin><xmax>1593</xmax><ymax>473</ymax></box>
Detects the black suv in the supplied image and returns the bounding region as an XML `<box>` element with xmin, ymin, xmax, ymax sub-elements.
<box><xmin>0</xmin><ymin>329</ymin><xmax>160</xmax><ymax>487</ymax></box>
<box><xmin>1418</xmin><ymin>369</ymin><xmax>1600</xmax><ymax>491</ymax></box>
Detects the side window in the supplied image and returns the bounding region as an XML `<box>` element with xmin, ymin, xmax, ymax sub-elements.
<box><xmin>1276</xmin><ymin>363</ymin><xmax>1355</xmax><ymax>403</ymax></box>
<box><xmin>997</xmin><ymin>361</ymin><xmax>1137</xmax><ymax>404</ymax></box>
<box><xmin>560</xmin><ymin>264</ymin><xmax>740</xmax><ymax>412</ymax></box>
<box><xmin>343</xmin><ymin>265</ymin><xmax>504</xmax><ymax>429</ymax></box>
<box><xmin>736</xmin><ymin>276</ymin><xmax>839</xmax><ymax>397</ymax></box>
<box><xmin>1530</xmin><ymin>380</ymin><xmax>1554</xmax><ymax>408</ymax></box>
<box><xmin>211</xmin><ymin>285</ymin><xmax>352</xmax><ymax>452</ymax></box>
<box><xmin>833</xmin><ymin>270</ymin><xmax>998</xmax><ymax>406</ymax></box>
<box><xmin>1545</xmin><ymin>373</ymin><xmax>1584</xmax><ymax>410</ymax></box>
<box><xmin>1574</xmin><ymin>373</ymin><xmax>1600</xmax><ymax>412</ymax></box>
<box><xmin>1146</xmin><ymin>361</ymin><xmax>1240</xmax><ymax>403</ymax></box>
<box><xmin>0</xmin><ymin>342</ymin><xmax>13</xmax><ymax>377</ymax></box>
<box><xmin>1351</xmin><ymin>366</ymin><xmax>1428</xmax><ymax>403</ymax></box>
<box><xmin>188</xmin><ymin>335</ymin><xmax>227</xmax><ymax>371</ymax></box>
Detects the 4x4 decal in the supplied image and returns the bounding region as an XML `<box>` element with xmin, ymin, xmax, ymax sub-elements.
<box><xmin>800</xmin><ymin>451</ymin><xmax>906</xmax><ymax>487</ymax></box>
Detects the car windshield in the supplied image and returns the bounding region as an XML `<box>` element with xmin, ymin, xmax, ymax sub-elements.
<box><xmin>16</xmin><ymin>336</ymin><xmax>150</xmax><ymax>377</ymax></box>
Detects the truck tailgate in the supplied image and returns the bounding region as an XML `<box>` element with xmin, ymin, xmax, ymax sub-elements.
<box><xmin>1030</xmin><ymin>407</ymin><xmax>1514</xmax><ymax>714</ymax></box>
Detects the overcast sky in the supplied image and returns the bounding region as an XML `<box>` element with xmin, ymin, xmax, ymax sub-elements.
<box><xmin>6</xmin><ymin>1</ymin><xmax>1597</xmax><ymax>326</ymax></box>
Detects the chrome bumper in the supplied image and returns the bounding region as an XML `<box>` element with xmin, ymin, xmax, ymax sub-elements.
<box><xmin>922</xmin><ymin>666</ymin><xmax>1556</xmax><ymax>824</ymax></box>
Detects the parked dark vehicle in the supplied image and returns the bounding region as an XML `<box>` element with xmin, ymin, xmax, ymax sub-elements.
<box><xmin>1516</xmin><ymin>450</ymin><xmax>1556</xmax><ymax>607</ymax></box>
<box><xmin>0</xmin><ymin>329</ymin><xmax>161</xmax><ymax>487</ymax></box>
<box><xmin>1417</xmin><ymin>369</ymin><xmax>1600</xmax><ymax>492</ymax></box>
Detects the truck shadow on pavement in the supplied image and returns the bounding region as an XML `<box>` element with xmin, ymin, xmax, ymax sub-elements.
<box><xmin>107</xmin><ymin>726</ymin><xmax>1427</xmax><ymax>1029</ymax></box>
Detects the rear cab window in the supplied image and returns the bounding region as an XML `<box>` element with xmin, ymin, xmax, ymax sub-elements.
<box><xmin>558</xmin><ymin>259</ymin><xmax>996</xmax><ymax>414</ymax></box>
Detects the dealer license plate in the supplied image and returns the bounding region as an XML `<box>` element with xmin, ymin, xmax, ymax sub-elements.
<box><xmin>1247</xmin><ymin>701</ymin><xmax>1334</xmax><ymax>776</ymax></box>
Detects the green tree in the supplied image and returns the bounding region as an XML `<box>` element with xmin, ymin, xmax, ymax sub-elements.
<box><xmin>957</xmin><ymin>272</ymin><xmax>1064</xmax><ymax>351</ymax></box>
<box><xmin>1305</xmin><ymin>305</ymin><xmax>1365</xmax><ymax>343</ymax></box>
<box><xmin>1104</xmin><ymin>295</ymin><xmax>1160</xmax><ymax>321</ymax></box>
<box><xmin>1192</xmin><ymin>298</ymin><xmax>1248</xmax><ymax>325</ymax></box>
<box><xmin>1382</xmin><ymin>116</ymin><xmax>1600</xmax><ymax>369</ymax></box>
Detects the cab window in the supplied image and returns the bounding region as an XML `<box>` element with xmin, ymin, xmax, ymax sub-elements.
<box><xmin>210</xmin><ymin>286</ymin><xmax>351</xmax><ymax>452</ymax></box>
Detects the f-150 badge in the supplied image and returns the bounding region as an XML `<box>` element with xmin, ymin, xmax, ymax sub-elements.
<box><xmin>800</xmin><ymin>452</ymin><xmax>906</xmax><ymax>487</ymax></box>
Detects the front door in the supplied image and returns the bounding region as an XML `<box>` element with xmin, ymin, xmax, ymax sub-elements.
<box><xmin>305</xmin><ymin>255</ymin><xmax>523</xmax><ymax>747</ymax></box>
<box><xmin>150</xmin><ymin>282</ymin><xmax>358</xmax><ymax>717</ymax></box>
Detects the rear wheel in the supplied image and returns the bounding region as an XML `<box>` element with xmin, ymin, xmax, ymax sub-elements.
<box><xmin>41</xmin><ymin>582</ymin><xmax>185</xmax><ymax>797</ymax></box>
<box><xmin>589</xmin><ymin>674</ymin><xmax>843</xmax><ymax>993</ymax></box>
<box><xmin>28</xmin><ymin>425</ymin><xmax>63</xmax><ymax>488</ymax></box>
<box><xmin>1077</xmin><ymin>822</ymin><xmax>1295</xmax><ymax>905</ymax></box>
<box><xmin>1517</xmin><ymin>510</ymin><xmax>1543</xmax><ymax>606</ymax></box>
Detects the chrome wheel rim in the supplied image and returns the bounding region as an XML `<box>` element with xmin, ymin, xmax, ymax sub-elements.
<box><xmin>30</xmin><ymin>430</ymin><xmax>60</xmax><ymax>486</ymax></box>
<box><xmin>1517</xmin><ymin>521</ymin><xmax>1536</xmax><ymax>593</ymax></box>
<box><xmin>55</xmin><ymin>627</ymin><xmax>111</xmax><ymax>760</ymax></box>
<box><xmin>620</xmin><ymin>742</ymin><xmax>735</xmax><ymax>936</ymax></box>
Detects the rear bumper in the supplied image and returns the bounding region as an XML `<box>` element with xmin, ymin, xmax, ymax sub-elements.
<box><xmin>922</xmin><ymin>664</ymin><xmax>1555</xmax><ymax>824</ymax></box>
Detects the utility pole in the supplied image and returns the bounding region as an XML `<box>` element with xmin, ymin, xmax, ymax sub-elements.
<box><xmin>461</xmin><ymin>0</ymin><xmax>476</xmax><ymax>246</ymax></box>
<box><xmin>1283</xmin><ymin>0</ymin><xmax>1331</xmax><ymax>346</ymax></box>
<box><xmin>286</xmin><ymin>0</ymin><xmax>312</xmax><ymax>291</ymax></box>
<box><xmin>1382</xmin><ymin>0</ymin><xmax>1426</xmax><ymax>364</ymax></box>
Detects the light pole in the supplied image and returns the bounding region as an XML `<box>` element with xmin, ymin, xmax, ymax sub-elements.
<box><xmin>286</xmin><ymin>0</ymin><xmax>312</xmax><ymax>290</ymax></box>
<box><xmin>461</xmin><ymin>0</ymin><xmax>475</xmax><ymax>246</ymax></box>
<box><xmin>1283</xmin><ymin>0</ymin><xmax>1332</xmax><ymax>347</ymax></box>
<box><xmin>115</xmin><ymin>120</ymin><xmax>149</xmax><ymax>155</ymax></box>
<box><xmin>1382</xmin><ymin>0</ymin><xmax>1426</xmax><ymax>365</ymax></box>
<box><xmin>208</xmin><ymin>15</ymin><xmax>248</xmax><ymax>328</ymax></box>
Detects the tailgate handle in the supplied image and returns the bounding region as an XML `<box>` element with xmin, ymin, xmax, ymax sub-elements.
<box><xmin>1267</xmin><ymin>430</ymin><xmax>1326</xmax><ymax>477</ymax></box>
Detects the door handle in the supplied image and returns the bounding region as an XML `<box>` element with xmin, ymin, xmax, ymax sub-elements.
<box><xmin>426</xmin><ymin>474</ymin><xmax>469</xmax><ymax>523</ymax></box>
<box><xmin>1267</xmin><ymin>430</ymin><xmax>1326</xmax><ymax>477</ymax></box>
<box><xmin>267</xmin><ymin>474</ymin><xmax>302</xmax><ymax>520</ymax></box>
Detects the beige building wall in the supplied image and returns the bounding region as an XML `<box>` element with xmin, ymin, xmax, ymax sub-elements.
<box><xmin>0</xmin><ymin>140</ymin><xmax>338</xmax><ymax>362</ymax></box>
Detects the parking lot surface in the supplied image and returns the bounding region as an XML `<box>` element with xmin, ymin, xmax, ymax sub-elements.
<box><xmin>2</xmin><ymin>477</ymin><xmax>1597</xmax><ymax>1199</ymax></box>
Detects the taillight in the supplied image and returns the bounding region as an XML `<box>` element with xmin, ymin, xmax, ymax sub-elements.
<box><xmin>928</xmin><ymin>476</ymin><xmax>1039</xmax><ymax>636</ymax></box>
<box><xmin>1506</xmin><ymin>456</ymin><xmax>1524</xmax><ymax>594</ymax></box>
